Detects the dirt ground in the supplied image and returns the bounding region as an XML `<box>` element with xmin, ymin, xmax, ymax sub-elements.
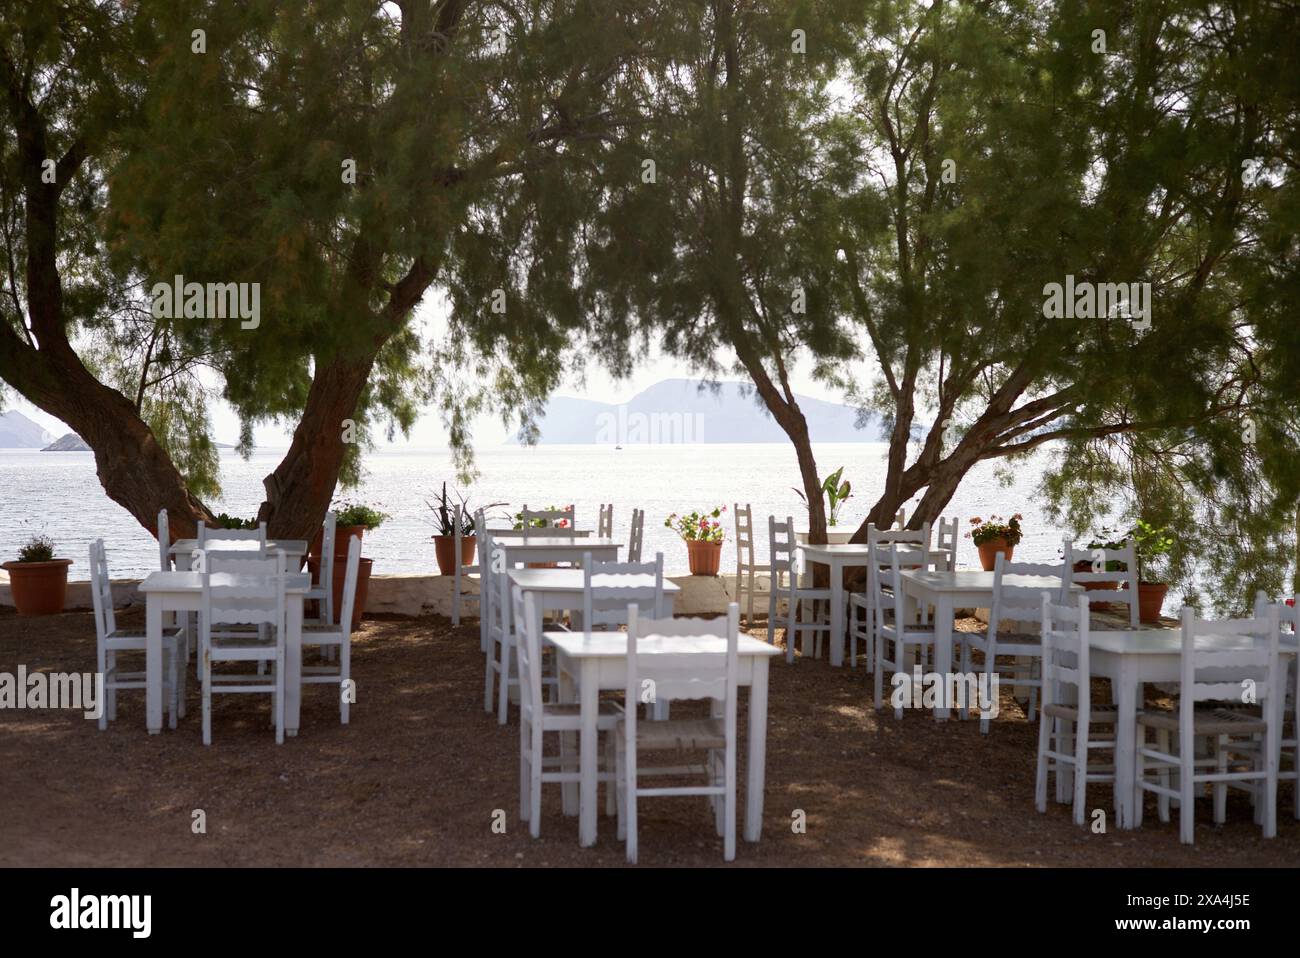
<box><xmin>2</xmin><ymin>605</ymin><xmax>1297</xmax><ymax>867</ymax></box>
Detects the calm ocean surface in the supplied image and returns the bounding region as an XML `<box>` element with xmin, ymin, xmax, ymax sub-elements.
<box><xmin>0</xmin><ymin>442</ymin><xmax>1065</xmax><ymax>580</ymax></box>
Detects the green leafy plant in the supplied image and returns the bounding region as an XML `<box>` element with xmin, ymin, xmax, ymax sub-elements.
<box><xmin>1130</xmin><ymin>519</ymin><xmax>1175</xmax><ymax>584</ymax></box>
<box><xmin>426</xmin><ymin>483</ymin><xmax>506</xmax><ymax>537</ymax></box>
<box><xmin>333</xmin><ymin>501</ymin><xmax>390</xmax><ymax>530</ymax></box>
<box><xmin>967</xmin><ymin>514</ymin><xmax>1023</xmax><ymax>547</ymax></box>
<box><xmin>512</xmin><ymin>505</ymin><xmax>573</xmax><ymax>530</ymax></box>
<box><xmin>793</xmin><ymin>466</ymin><xmax>853</xmax><ymax>527</ymax></box>
<box><xmin>16</xmin><ymin>534</ymin><xmax>56</xmax><ymax>563</ymax></box>
<box><xmin>1077</xmin><ymin>530</ymin><xmax>1129</xmax><ymax>573</ymax></box>
<box><xmin>212</xmin><ymin>512</ymin><xmax>259</xmax><ymax>530</ymax></box>
<box><xmin>664</xmin><ymin>506</ymin><xmax>727</xmax><ymax>543</ymax></box>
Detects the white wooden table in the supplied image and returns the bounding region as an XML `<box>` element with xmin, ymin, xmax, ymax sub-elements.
<box><xmin>545</xmin><ymin>629</ymin><xmax>781</xmax><ymax>848</ymax></box>
<box><xmin>796</xmin><ymin>542</ymin><xmax>950</xmax><ymax>667</ymax></box>
<box><xmin>138</xmin><ymin>571</ymin><xmax>311</xmax><ymax>735</ymax></box>
<box><xmin>897</xmin><ymin>569</ymin><xmax>1077</xmax><ymax>719</ymax></box>
<box><xmin>168</xmin><ymin>539</ymin><xmax>310</xmax><ymax>570</ymax></box>
<box><xmin>1086</xmin><ymin>628</ymin><xmax>1299</xmax><ymax>829</ymax></box>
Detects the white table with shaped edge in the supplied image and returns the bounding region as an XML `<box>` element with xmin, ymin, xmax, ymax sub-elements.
<box><xmin>508</xmin><ymin>568</ymin><xmax>680</xmax><ymax>838</ymax></box>
<box><xmin>138</xmin><ymin>571</ymin><xmax>311</xmax><ymax>735</ymax></box>
<box><xmin>544</xmin><ymin>629</ymin><xmax>781</xmax><ymax>848</ymax></box>
<box><xmin>796</xmin><ymin>543</ymin><xmax>951</xmax><ymax>667</ymax></box>
<box><xmin>480</xmin><ymin>537</ymin><xmax>623</xmax><ymax>653</ymax></box>
<box><xmin>168</xmin><ymin>539</ymin><xmax>310</xmax><ymax>570</ymax></box>
<box><xmin>1085</xmin><ymin>627</ymin><xmax>1298</xmax><ymax>829</ymax></box>
<box><xmin>897</xmin><ymin>569</ymin><xmax>1080</xmax><ymax>720</ymax></box>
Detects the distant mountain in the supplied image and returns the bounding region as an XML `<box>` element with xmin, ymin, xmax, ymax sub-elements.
<box><xmin>41</xmin><ymin>433</ymin><xmax>91</xmax><ymax>452</ymax></box>
<box><xmin>517</xmin><ymin>378</ymin><xmax>892</xmax><ymax>445</ymax></box>
<box><xmin>0</xmin><ymin>410</ymin><xmax>52</xmax><ymax>448</ymax></box>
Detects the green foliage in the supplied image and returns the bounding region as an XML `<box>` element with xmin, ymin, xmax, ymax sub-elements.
<box><xmin>968</xmin><ymin>515</ymin><xmax>1024</xmax><ymax>548</ymax></box>
<box><xmin>1130</xmin><ymin>519</ymin><xmax>1176</xmax><ymax>585</ymax></box>
<box><xmin>512</xmin><ymin>506</ymin><xmax>572</xmax><ymax>531</ymax></box>
<box><xmin>333</xmin><ymin>502</ymin><xmax>389</xmax><ymax>530</ymax></box>
<box><xmin>794</xmin><ymin>467</ymin><xmax>853</xmax><ymax>527</ymax></box>
<box><xmin>16</xmin><ymin>535</ymin><xmax>56</xmax><ymax>562</ymax></box>
<box><xmin>210</xmin><ymin>513</ymin><xmax>258</xmax><ymax>531</ymax></box>
<box><xmin>426</xmin><ymin>483</ymin><xmax>506</xmax><ymax>537</ymax></box>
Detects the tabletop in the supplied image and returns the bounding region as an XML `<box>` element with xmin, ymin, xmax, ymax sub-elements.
<box><xmin>545</xmin><ymin>630</ymin><xmax>780</xmax><ymax>659</ymax></box>
<box><xmin>169</xmin><ymin>538</ymin><xmax>308</xmax><ymax>555</ymax></box>
<box><xmin>901</xmin><ymin>569</ymin><xmax>1073</xmax><ymax>595</ymax></box>
<box><xmin>1086</xmin><ymin>627</ymin><xmax>1299</xmax><ymax>655</ymax></box>
<box><xmin>139</xmin><ymin>570</ymin><xmax>313</xmax><ymax>593</ymax></box>
<box><xmin>508</xmin><ymin>568</ymin><xmax>681</xmax><ymax>594</ymax></box>
<box><xmin>799</xmin><ymin>542</ymin><xmax>949</xmax><ymax>558</ymax></box>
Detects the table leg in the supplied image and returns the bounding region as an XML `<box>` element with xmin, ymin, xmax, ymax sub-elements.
<box><xmin>285</xmin><ymin>596</ymin><xmax>303</xmax><ymax>736</ymax></box>
<box><xmin>933</xmin><ymin>594</ymin><xmax>954</xmax><ymax>720</ymax></box>
<box><xmin>579</xmin><ymin>660</ymin><xmax>599</xmax><ymax>847</ymax></box>
<box><xmin>559</xmin><ymin>647</ymin><xmax>578</xmax><ymax>817</ymax></box>
<box><xmin>744</xmin><ymin>659</ymin><xmax>770</xmax><ymax>842</ymax></box>
<box><xmin>146</xmin><ymin>597</ymin><xmax>164</xmax><ymax>734</ymax></box>
<box><xmin>829</xmin><ymin>560</ymin><xmax>844</xmax><ymax>667</ymax></box>
<box><xmin>1114</xmin><ymin>665</ymin><xmax>1138</xmax><ymax>828</ymax></box>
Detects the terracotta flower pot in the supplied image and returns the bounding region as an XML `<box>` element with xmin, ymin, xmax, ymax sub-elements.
<box><xmin>306</xmin><ymin>556</ymin><xmax>373</xmax><ymax>628</ymax></box>
<box><xmin>2</xmin><ymin>559</ymin><xmax>74</xmax><ymax>616</ymax></box>
<box><xmin>977</xmin><ymin>539</ymin><xmax>1014</xmax><ymax>571</ymax></box>
<box><xmin>434</xmin><ymin>535</ymin><xmax>476</xmax><ymax>575</ymax></box>
<box><xmin>309</xmin><ymin>525</ymin><xmax>367</xmax><ymax>563</ymax></box>
<box><xmin>1138</xmin><ymin>581</ymin><xmax>1169</xmax><ymax>624</ymax></box>
<box><xmin>686</xmin><ymin>540</ymin><xmax>723</xmax><ymax>576</ymax></box>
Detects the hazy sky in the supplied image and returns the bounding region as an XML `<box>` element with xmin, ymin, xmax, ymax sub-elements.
<box><xmin>6</xmin><ymin>297</ymin><xmax>859</xmax><ymax>450</ymax></box>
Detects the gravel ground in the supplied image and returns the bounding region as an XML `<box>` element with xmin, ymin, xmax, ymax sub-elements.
<box><xmin>1</xmin><ymin>605</ymin><xmax>1296</xmax><ymax>867</ymax></box>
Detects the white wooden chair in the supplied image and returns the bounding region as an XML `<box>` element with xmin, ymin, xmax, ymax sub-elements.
<box><xmin>627</xmin><ymin>508</ymin><xmax>645</xmax><ymax>562</ymax></box>
<box><xmin>598</xmin><ymin>503</ymin><xmax>614</xmax><ymax>539</ymax></box>
<box><xmin>616</xmin><ymin>603</ymin><xmax>741</xmax><ymax>863</ymax></box>
<box><xmin>451</xmin><ymin>505</ymin><xmax>484</xmax><ymax>626</ymax></box>
<box><xmin>89</xmin><ymin>539</ymin><xmax>184</xmax><ymax>730</ymax></box>
<box><xmin>513</xmin><ymin>583</ymin><xmax>620</xmax><ymax>837</ymax></box>
<box><xmin>871</xmin><ymin>545</ymin><xmax>937</xmax><ymax>717</ymax></box>
<box><xmin>197</xmin><ymin>520</ymin><xmax>268</xmax><ymax>548</ymax></box>
<box><xmin>961</xmin><ymin>554</ymin><xmax>1069</xmax><ymax>733</ymax></box>
<box><xmin>1238</xmin><ymin>593</ymin><xmax>1300</xmax><ymax>820</ymax></box>
<box><xmin>1135</xmin><ymin>606</ymin><xmax>1282</xmax><ymax>843</ymax></box>
<box><xmin>1035</xmin><ymin>594</ymin><xmax>1119</xmax><ymax>825</ymax></box>
<box><xmin>1063</xmin><ymin>538</ymin><xmax>1139</xmax><ymax>628</ymax></box>
<box><xmin>768</xmin><ymin>515</ymin><xmax>837</xmax><ymax>663</ymax></box>
<box><xmin>484</xmin><ymin>541</ymin><xmax>517</xmax><ymax>724</ymax></box>
<box><xmin>733</xmin><ymin>503</ymin><xmax>772</xmax><ymax>626</ymax></box>
<box><xmin>933</xmin><ymin>516</ymin><xmax>959</xmax><ymax>571</ymax></box>
<box><xmin>298</xmin><ymin>534</ymin><xmax>363</xmax><ymax>724</ymax></box>
<box><xmin>581</xmin><ymin>553</ymin><xmax>665</xmax><ymax>632</ymax></box>
<box><xmin>199</xmin><ymin>550</ymin><xmax>289</xmax><ymax>745</ymax></box>
<box><xmin>157</xmin><ymin>508</ymin><xmax>172</xmax><ymax>571</ymax></box>
<box><xmin>848</xmin><ymin>523</ymin><xmax>930</xmax><ymax>671</ymax></box>
<box><xmin>304</xmin><ymin>511</ymin><xmax>336</xmax><ymax>626</ymax></box>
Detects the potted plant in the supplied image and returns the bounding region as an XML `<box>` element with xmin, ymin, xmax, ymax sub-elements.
<box><xmin>968</xmin><ymin>514</ymin><xmax>1023</xmax><ymax>571</ymax></box>
<box><xmin>309</xmin><ymin>500</ymin><xmax>390</xmax><ymax>562</ymax></box>
<box><xmin>665</xmin><ymin>506</ymin><xmax>727</xmax><ymax>576</ymax></box>
<box><xmin>427</xmin><ymin>484</ymin><xmax>506</xmax><ymax>575</ymax></box>
<box><xmin>1130</xmin><ymin>519</ymin><xmax>1174</xmax><ymax>623</ymax></box>
<box><xmin>212</xmin><ymin>512</ymin><xmax>259</xmax><ymax>530</ymax></box>
<box><xmin>2</xmin><ymin>535</ymin><xmax>74</xmax><ymax>616</ymax></box>
<box><xmin>793</xmin><ymin>467</ymin><xmax>855</xmax><ymax>543</ymax></box>
<box><xmin>1074</xmin><ymin>532</ymin><xmax>1127</xmax><ymax>594</ymax></box>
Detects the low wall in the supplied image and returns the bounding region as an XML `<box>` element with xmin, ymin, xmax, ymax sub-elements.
<box><xmin>0</xmin><ymin>570</ymin><xmax>758</xmax><ymax>619</ymax></box>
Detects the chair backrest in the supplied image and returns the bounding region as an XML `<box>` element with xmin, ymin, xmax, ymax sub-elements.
<box><xmin>936</xmin><ymin>516</ymin><xmax>959</xmax><ymax>567</ymax></box>
<box><xmin>511</xmin><ymin>581</ymin><xmax>548</xmax><ymax>723</ymax></box>
<box><xmin>871</xmin><ymin>545</ymin><xmax>909</xmax><ymax>632</ymax></box>
<box><xmin>88</xmin><ymin>539</ymin><xmax>117</xmax><ymax>639</ymax></box>
<box><xmin>598</xmin><ymin>503</ymin><xmax>614</xmax><ymax>539</ymax></box>
<box><xmin>627</xmin><ymin>508</ymin><xmax>645</xmax><ymax>563</ymax></box>
<box><xmin>201</xmin><ymin>549</ymin><xmax>288</xmax><ymax>633</ymax></box>
<box><xmin>202</xmin><ymin>550</ymin><xmax>277</xmax><ymax>574</ymax></box>
<box><xmin>489</xmin><ymin>542</ymin><xmax>511</xmax><ymax>638</ymax></box>
<box><xmin>867</xmin><ymin>522</ymin><xmax>931</xmax><ymax>571</ymax></box>
<box><xmin>521</xmin><ymin>505</ymin><xmax>576</xmax><ymax>541</ymax></box>
<box><xmin>197</xmin><ymin>520</ymin><xmax>268</xmax><ymax>547</ymax></box>
<box><xmin>336</xmin><ymin>534</ymin><xmax>364</xmax><ymax>636</ymax></box>
<box><xmin>318</xmin><ymin>510</ymin><xmax>337</xmax><ymax>580</ymax></box>
<box><xmin>624</xmin><ymin>602</ymin><xmax>739</xmax><ymax>716</ymax></box>
<box><xmin>1178</xmin><ymin>607</ymin><xmax>1281</xmax><ymax>748</ymax></box>
<box><xmin>734</xmin><ymin>503</ymin><xmax>758</xmax><ymax>570</ymax></box>
<box><xmin>989</xmin><ymin>553</ymin><xmax>1069</xmax><ymax>637</ymax></box>
<box><xmin>1040</xmin><ymin>593</ymin><xmax>1092</xmax><ymax>715</ymax></box>
<box><xmin>157</xmin><ymin>509</ymin><xmax>171</xmax><ymax>572</ymax></box>
<box><xmin>1256</xmin><ymin>592</ymin><xmax>1300</xmax><ymax>712</ymax></box>
<box><xmin>1063</xmin><ymin>538</ymin><xmax>1139</xmax><ymax>628</ymax></box>
<box><xmin>582</xmin><ymin>552</ymin><xmax>665</xmax><ymax>631</ymax></box>
<box><xmin>768</xmin><ymin>515</ymin><xmax>795</xmax><ymax>577</ymax></box>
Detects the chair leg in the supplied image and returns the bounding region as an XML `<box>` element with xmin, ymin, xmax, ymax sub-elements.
<box><xmin>497</xmin><ymin>643</ymin><xmax>511</xmax><ymax>725</ymax></box>
<box><xmin>201</xmin><ymin>649</ymin><xmax>212</xmax><ymax>746</ymax></box>
<box><xmin>1156</xmin><ymin>729</ymin><xmax>1171</xmax><ymax>823</ymax></box>
<box><xmin>1213</xmin><ymin>735</ymin><xmax>1228</xmax><ymax>824</ymax></box>
<box><xmin>519</xmin><ymin>716</ymin><xmax>530</xmax><ymax>822</ymax></box>
<box><xmin>484</xmin><ymin>646</ymin><xmax>496</xmax><ymax>714</ymax></box>
<box><xmin>1072</xmin><ymin>719</ymin><xmax>1089</xmax><ymax>827</ymax></box>
<box><xmin>106</xmin><ymin>651</ymin><xmax>118</xmax><ymax>721</ymax></box>
<box><xmin>274</xmin><ymin>653</ymin><xmax>285</xmax><ymax>745</ymax></box>
<box><xmin>167</xmin><ymin>645</ymin><xmax>178</xmax><ymax>730</ymax></box>
<box><xmin>1179</xmin><ymin>744</ymin><xmax>1196</xmax><ymax>844</ymax></box>
<box><xmin>1133</xmin><ymin>723</ymin><xmax>1146</xmax><ymax>829</ymax></box>
<box><xmin>96</xmin><ymin>638</ymin><xmax>108</xmax><ymax>731</ymax></box>
<box><xmin>605</xmin><ymin>734</ymin><xmax>617</xmax><ymax>818</ymax></box>
<box><xmin>1034</xmin><ymin>710</ymin><xmax>1051</xmax><ymax>813</ymax></box>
